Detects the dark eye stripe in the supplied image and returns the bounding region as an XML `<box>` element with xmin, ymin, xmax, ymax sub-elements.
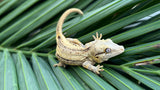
<box><xmin>95</xmin><ymin>52</ymin><xmax>105</xmax><ymax>56</ymax></box>
<box><xmin>95</xmin><ymin>48</ymin><xmax>111</xmax><ymax>56</ymax></box>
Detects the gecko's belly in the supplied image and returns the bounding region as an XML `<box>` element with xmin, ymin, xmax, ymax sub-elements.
<box><xmin>56</xmin><ymin>54</ymin><xmax>86</xmax><ymax>65</ymax></box>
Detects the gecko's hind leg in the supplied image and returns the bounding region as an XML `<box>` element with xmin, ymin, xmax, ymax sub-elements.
<box><xmin>54</xmin><ymin>62</ymin><xmax>66</xmax><ymax>68</ymax></box>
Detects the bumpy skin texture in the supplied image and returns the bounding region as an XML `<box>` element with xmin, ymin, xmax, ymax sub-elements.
<box><xmin>54</xmin><ymin>8</ymin><xmax>125</xmax><ymax>74</ymax></box>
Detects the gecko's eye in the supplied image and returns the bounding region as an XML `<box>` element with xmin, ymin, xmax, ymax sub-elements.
<box><xmin>105</xmin><ymin>48</ymin><xmax>111</xmax><ymax>53</ymax></box>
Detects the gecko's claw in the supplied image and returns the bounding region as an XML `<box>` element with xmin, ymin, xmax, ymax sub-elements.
<box><xmin>53</xmin><ymin>64</ymin><xmax>59</xmax><ymax>67</ymax></box>
<box><xmin>94</xmin><ymin>65</ymin><xmax>104</xmax><ymax>74</ymax></box>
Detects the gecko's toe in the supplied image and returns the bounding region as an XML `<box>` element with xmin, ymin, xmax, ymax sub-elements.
<box><xmin>63</xmin><ymin>65</ymin><xmax>66</xmax><ymax>68</ymax></box>
<box><xmin>96</xmin><ymin>71</ymin><xmax>100</xmax><ymax>74</ymax></box>
<box><xmin>53</xmin><ymin>64</ymin><xmax>59</xmax><ymax>67</ymax></box>
<box><xmin>94</xmin><ymin>65</ymin><xmax>104</xmax><ymax>74</ymax></box>
<box><xmin>53</xmin><ymin>62</ymin><xmax>66</xmax><ymax>67</ymax></box>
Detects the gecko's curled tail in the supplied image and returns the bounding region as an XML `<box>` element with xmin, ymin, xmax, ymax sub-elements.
<box><xmin>56</xmin><ymin>8</ymin><xmax>83</xmax><ymax>38</ymax></box>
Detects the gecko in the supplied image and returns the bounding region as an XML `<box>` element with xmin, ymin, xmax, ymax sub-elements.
<box><xmin>54</xmin><ymin>8</ymin><xmax>125</xmax><ymax>74</ymax></box>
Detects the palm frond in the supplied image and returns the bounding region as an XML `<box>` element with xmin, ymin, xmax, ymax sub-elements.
<box><xmin>0</xmin><ymin>0</ymin><xmax>160</xmax><ymax>89</ymax></box>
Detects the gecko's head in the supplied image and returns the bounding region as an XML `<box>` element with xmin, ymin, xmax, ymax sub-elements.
<box><xmin>90</xmin><ymin>39</ymin><xmax>124</xmax><ymax>63</ymax></box>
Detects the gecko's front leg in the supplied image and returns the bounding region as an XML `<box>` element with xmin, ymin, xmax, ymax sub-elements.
<box><xmin>82</xmin><ymin>61</ymin><xmax>104</xmax><ymax>74</ymax></box>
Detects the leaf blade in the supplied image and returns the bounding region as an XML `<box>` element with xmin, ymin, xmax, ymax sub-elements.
<box><xmin>0</xmin><ymin>49</ymin><xmax>18</xmax><ymax>90</ymax></box>
<box><xmin>72</xmin><ymin>67</ymin><xmax>116</xmax><ymax>90</ymax></box>
<box><xmin>48</xmin><ymin>55</ymin><xmax>85</xmax><ymax>90</ymax></box>
<box><xmin>12</xmin><ymin>52</ymin><xmax>40</xmax><ymax>90</ymax></box>
<box><xmin>102</xmin><ymin>67</ymin><xmax>144</xmax><ymax>90</ymax></box>
<box><xmin>32</xmin><ymin>53</ymin><xmax>62</xmax><ymax>90</ymax></box>
<box><xmin>122</xmin><ymin>66</ymin><xmax>160</xmax><ymax>89</ymax></box>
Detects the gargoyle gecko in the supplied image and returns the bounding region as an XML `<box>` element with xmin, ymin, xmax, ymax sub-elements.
<box><xmin>54</xmin><ymin>8</ymin><xmax>124</xmax><ymax>74</ymax></box>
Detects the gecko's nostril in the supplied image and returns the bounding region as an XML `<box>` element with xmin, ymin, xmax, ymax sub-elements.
<box><xmin>120</xmin><ymin>46</ymin><xmax>124</xmax><ymax>52</ymax></box>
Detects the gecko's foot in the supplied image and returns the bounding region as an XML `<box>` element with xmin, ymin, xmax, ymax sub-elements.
<box><xmin>53</xmin><ymin>62</ymin><xmax>66</xmax><ymax>68</ymax></box>
<box><xmin>92</xmin><ymin>32</ymin><xmax>102</xmax><ymax>40</ymax></box>
<box><xmin>94</xmin><ymin>65</ymin><xmax>104</xmax><ymax>74</ymax></box>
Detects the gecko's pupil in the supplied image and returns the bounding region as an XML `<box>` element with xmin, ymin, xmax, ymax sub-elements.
<box><xmin>105</xmin><ymin>48</ymin><xmax>111</xmax><ymax>53</ymax></box>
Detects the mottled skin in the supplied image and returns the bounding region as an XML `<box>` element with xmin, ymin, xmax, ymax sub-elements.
<box><xmin>54</xmin><ymin>8</ymin><xmax>125</xmax><ymax>74</ymax></box>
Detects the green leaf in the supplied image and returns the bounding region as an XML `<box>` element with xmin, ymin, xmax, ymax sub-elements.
<box><xmin>122</xmin><ymin>66</ymin><xmax>160</xmax><ymax>89</ymax></box>
<box><xmin>122</xmin><ymin>55</ymin><xmax>160</xmax><ymax>66</ymax></box>
<box><xmin>65</xmin><ymin>0</ymin><xmax>132</xmax><ymax>36</ymax></box>
<box><xmin>79</xmin><ymin>3</ymin><xmax>160</xmax><ymax>43</ymax></box>
<box><xmin>32</xmin><ymin>53</ymin><xmax>61</xmax><ymax>90</ymax></box>
<box><xmin>0</xmin><ymin>0</ymin><xmax>55</xmax><ymax>42</ymax></box>
<box><xmin>121</xmin><ymin>40</ymin><xmax>160</xmax><ymax>56</ymax></box>
<box><xmin>48</xmin><ymin>55</ymin><xmax>84</xmax><ymax>90</ymax></box>
<box><xmin>68</xmin><ymin>68</ymin><xmax>91</xmax><ymax>90</ymax></box>
<box><xmin>0</xmin><ymin>49</ymin><xmax>18</xmax><ymax>90</ymax></box>
<box><xmin>0</xmin><ymin>0</ymin><xmax>9</xmax><ymax>7</ymax></box>
<box><xmin>0</xmin><ymin>0</ymin><xmax>38</xmax><ymax>28</ymax></box>
<box><xmin>1</xmin><ymin>0</ymin><xmax>74</xmax><ymax>46</ymax></box>
<box><xmin>111</xmin><ymin>20</ymin><xmax>160</xmax><ymax>43</ymax></box>
<box><xmin>12</xmin><ymin>52</ymin><xmax>40</xmax><ymax>90</ymax></box>
<box><xmin>72</xmin><ymin>67</ymin><xmax>116</xmax><ymax>90</ymax></box>
<box><xmin>0</xmin><ymin>0</ymin><xmax>18</xmax><ymax>15</ymax></box>
<box><xmin>133</xmin><ymin>30</ymin><xmax>160</xmax><ymax>44</ymax></box>
<box><xmin>102</xmin><ymin>67</ymin><xmax>143</xmax><ymax>90</ymax></box>
<box><xmin>130</xmin><ymin>68</ymin><xmax>160</xmax><ymax>76</ymax></box>
<box><xmin>16</xmin><ymin>22</ymin><xmax>69</xmax><ymax>48</ymax></box>
<box><xmin>84</xmin><ymin>0</ymin><xmax>113</xmax><ymax>12</ymax></box>
<box><xmin>72</xmin><ymin>0</ymin><xmax>93</xmax><ymax>10</ymax></box>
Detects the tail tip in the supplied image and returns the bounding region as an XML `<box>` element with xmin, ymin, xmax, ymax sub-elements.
<box><xmin>69</xmin><ymin>8</ymin><xmax>83</xmax><ymax>15</ymax></box>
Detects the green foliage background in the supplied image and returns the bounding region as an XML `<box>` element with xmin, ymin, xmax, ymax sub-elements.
<box><xmin>0</xmin><ymin>0</ymin><xmax>160</xmax><ymax>90</ymax></box>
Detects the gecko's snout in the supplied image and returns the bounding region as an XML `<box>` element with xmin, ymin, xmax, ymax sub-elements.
<box><xmin>119</xmin><ymin>46</ymin><xmax>125</xmax><ymax>53</ymax></box>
